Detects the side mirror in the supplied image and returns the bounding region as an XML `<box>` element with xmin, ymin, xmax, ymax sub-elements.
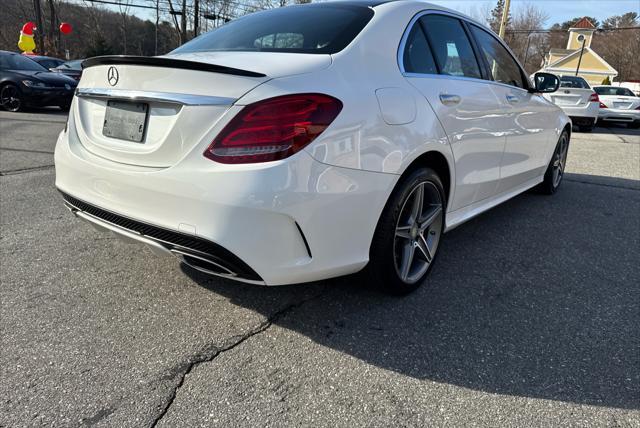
<box><xmin>530</xmin><ymin>72</ymin><xmax>560</xmax><ymax>93</ymax></box>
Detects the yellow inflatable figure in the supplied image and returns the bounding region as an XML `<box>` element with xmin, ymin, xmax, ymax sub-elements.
<box><xmin>18</xmin><ymin>22</ymin><xmax>37</xmax><ymax>55</ymax></box>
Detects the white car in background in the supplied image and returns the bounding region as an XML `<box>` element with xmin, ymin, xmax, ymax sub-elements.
<box><xmin>593</xmin><ymin>86</ymin><xmax>640</xmax><ymax>129</ymax></box>
<box><xmin>55</xmin><ymin>1</ymin><xmax>569</xmax><ymax>294</ymax></box>
<box><xmin>542</xmin><ymin>75</ymin><xmax>599</xmax><ymax>132</ymax></box>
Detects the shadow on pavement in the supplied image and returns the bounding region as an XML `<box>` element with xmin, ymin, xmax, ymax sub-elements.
<box><xmin>590</xmin><ymin>123</ymin><xmax>640</xmax><ymax>136</ymax></box>
<box><xmin>183</xmin><ymin>174</ymin><xmax>640</xmax><ymax>410</ymax></box>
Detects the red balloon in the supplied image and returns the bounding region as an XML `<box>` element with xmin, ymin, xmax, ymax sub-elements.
<box><xmin>59</xmin><ymin>22</ymin><xmax>72</xmax><ymax>35</ymax></box>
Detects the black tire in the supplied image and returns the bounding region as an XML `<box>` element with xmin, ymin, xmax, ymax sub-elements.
<box><xmin>628</xmin><ymin>122</ymin><xmax>640</xmax><ymax>129</ymax></box>
<box><xmin>59</xmin><ymin>102</ymin><xmax>71</xmax><ymax>111</ymax></box>
<box><xmin>537</xmin><ymin>130</ymin><xmax>570</xmax><ymax>195</ymax></box>
<box><xmin>581</xmin><ymin>125</ymin><xmax>594</xmax><ymax>133</ymax></box>
<box><xmin>364</xmin><ymin>167</ymin><xmax>446</xmax><ymax>295</ymax></box>
<box><xmin>0</xmin><ymin>84</ymin><xmax>23</xmax><ymax>112</ymax></box>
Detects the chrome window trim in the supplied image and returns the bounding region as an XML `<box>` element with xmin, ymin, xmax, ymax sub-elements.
<box><xmin>397</xmin><ymin>9</ymin><xmax>531</xmax><ymax>94</ymax></box>
<box><xmin>75</xmin><ymin>88</ymin><xmax>236</xmax><ymax>106</ymax></box>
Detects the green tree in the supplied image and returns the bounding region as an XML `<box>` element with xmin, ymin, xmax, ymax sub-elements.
<box><xmin>602</xmin><ymin>76</ymin><xmax>611</xmax><ymax>85</ymax></box>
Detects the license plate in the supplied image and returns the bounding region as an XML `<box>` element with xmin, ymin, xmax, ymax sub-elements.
<box><xmin>613</xmin><ymin>102</ymin><xmax>630</xmax><ymax>109</ymax></box>
<box><xmin>102</xmin><ymin>100</ymin><xmax>149</xmax><ymax>143</ymax></box>
<box><xmin>552</xmin><ymin>96</ymin><xmax>578</xmax><ymax>105</ymax></box>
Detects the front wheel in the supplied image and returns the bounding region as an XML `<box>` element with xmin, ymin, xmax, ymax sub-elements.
<box><xmin>365</xmin><ymin>168</ymin><xmax>445</xmax><ymax>295</ymax></box>
<box><xmin>0</xmin><ymin>84</ymin><xmax>23</xmax><ymax>112</ymax></box>
<box><xmin>537</xmin><ymin>130</ymin><xmax>570</xmax><ymax>195</ymax></box>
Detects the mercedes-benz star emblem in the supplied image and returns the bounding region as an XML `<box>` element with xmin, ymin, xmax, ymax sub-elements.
<box><xmin>107</xmin><ymin>66</ymin><xmax>119</xmax><ymax>86</ymax></box>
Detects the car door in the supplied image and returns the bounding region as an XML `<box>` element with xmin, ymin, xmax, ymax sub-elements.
<box><xmin>468</xmin><ymin>24</ymin><xmax>555</xmax><ymax>193</ymax></box>
<box><xmin>402</xmin><ymin>13</ymin><xmax>509</xmax><ymax>211</ymax></box>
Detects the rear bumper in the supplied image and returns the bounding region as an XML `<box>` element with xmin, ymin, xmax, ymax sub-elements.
<box><xmin>61</xmin><ymin>191</ymin><xmax>264</xmax><ymax>283</ymax></box>
<box><xmin>54</xmin><ymin>127</ymin><xmax>397</xmax><ymax>285</ymax></box>
<box><xmin>559</xmin><ymin>102</ymin><xmax>599</xmax><ymax>120</ymax></box>
<box><xmin>598</xmin><ymin>108</ymin><xmax>640</xmax><ymax>123</ymax></box>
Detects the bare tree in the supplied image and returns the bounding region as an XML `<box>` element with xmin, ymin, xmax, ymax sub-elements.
<box><xmin>504</xmin><ymin>3</ymin><xmax>550</xmax><ymax>73</ymax></box>
<box><xmin>118</xmin><ymin>0</ymin><xmax>131</xmax><ymax>54</ymax></box>
<box><xmin>593</xmin><ymin>13</ymin><xmax>640</xmax><ymax>81</ymax></box>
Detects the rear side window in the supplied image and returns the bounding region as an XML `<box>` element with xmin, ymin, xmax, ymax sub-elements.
<box><xmin>171</xmin><ymin>4</ymin><xmax>373</xmax><ymax>55</ymax></box>
<box><xmin>402</xmin><ymin>23</ymin><xmax>437</xmax><ymax>74</ymax></box>
<box><xmin>470</xmin><ymin>25</ymin><xmax>525</xmax><ymax>88</ymax></box>
<box><xmin>420</xmin><ymin>15</ymin><xmax>481</xmax><ymax>79</ymax></box>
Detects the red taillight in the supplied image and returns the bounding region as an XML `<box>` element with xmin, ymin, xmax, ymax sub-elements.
<box><xmin>599</xmin><ymin>102</ymin><xmax>608</xmax><ymax>108</ymax></box>
<box><xmin>204</xmin><ymin>93</ymin><xmax>342</xmax><ymax>164</ymax></box>
<box><xmin>589</xmin><ymin>92</ymin><xmax>599</xmax><ymax>102</ymax></box>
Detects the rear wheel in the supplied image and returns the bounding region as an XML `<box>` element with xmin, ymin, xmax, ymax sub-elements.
<box><xmin>0</xmin><ymin>84</ymin><xmax>23</xmax><ymax>112</ymax></box>
<box><xmin>628</xmin><ymin>121</ymin><xmax>640</xmax><ymax>129</ymax></box>
<box><xmin>537</xmin><ymin>130</ymin><xmax>570</xmax><ymax>195</ymax></box>
<box><xmin>365</xmin><ymin>168</ymin><xmax>445</xmax><ymax>295</ymax></box>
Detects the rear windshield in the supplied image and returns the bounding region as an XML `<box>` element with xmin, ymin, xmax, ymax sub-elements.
<box><xmin>560</xmin><ymin>76</ymin><xmax>590</xmax><ymax>89</ymax></box>
<box><xmin>171</xmin><ymin>4</ymin><xmax>374</xmax><ymax>55</ymax></box>
<box><xmin>594</xmin><ymin>86</ymin><xmax>636</xmax><ymax>97</ymax></box>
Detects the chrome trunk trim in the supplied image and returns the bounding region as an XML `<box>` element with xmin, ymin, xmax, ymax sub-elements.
<box><xmin>75</xmin><ymin>88</ymin><xmax>236</xmax><ymax>106</ymax></box>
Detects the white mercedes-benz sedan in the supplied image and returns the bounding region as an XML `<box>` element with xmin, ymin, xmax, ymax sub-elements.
<box><xmin>55</xmin><ymin>0</ymin><xmax>570</xmax><ymax>294</ymax></box>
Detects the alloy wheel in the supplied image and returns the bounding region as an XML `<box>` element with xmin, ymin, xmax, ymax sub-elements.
<box><xmin>552</xmin><ymin>133</ymin><xmax>569</xmax><ymax>188</ymax></box>
<box><xmin>0</xmin><ymin>86</ymin><xmax>21</xmax><ymax>112</ymax></box>
<box><xmin>393</xmin><ymin>181</ymin><xmax>444</xmax><ymax>284</ymax></box>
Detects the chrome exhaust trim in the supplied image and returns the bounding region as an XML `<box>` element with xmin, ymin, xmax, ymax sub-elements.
<box><xmin>70</xmin><ymin>206</ymin><xmax>172</xmax><ymax>257</ymax></box>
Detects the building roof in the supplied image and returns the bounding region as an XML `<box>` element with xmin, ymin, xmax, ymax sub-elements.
<box><xmin>571</xmin><ymin>17</ymin><xmax>596</xmax><ymax>29</ymax></box>
<box><xmin>550</xmin><ymin>48</ymin><xmax>576</xmax><ymax>56</ymax></box>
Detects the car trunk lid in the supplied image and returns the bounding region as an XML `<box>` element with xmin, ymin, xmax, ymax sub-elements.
<box><xmin>601</xmin><ymin>96</ymin><xmax>639</xmax><ymax>110</ymax></box>
<box><xmin>72</xmin><ymin>54</ymin><xmax>331</xmax><ymax>167</ymax></box>
<box><xmin>550</xmin><ymin>87</ymin><xmax>594</xmax><ymax>106</ymax></box>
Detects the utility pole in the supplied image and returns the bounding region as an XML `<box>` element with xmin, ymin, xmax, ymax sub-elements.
<box><xmin>155</xmin><ymin>0</ymin><xmax>159</xmax><ymax>55</ymax></box>
<box><xmin>498</xmin><ymin>0</ymin><xmax>511</xmax><ymax>39</ymax></box>
<box><xmin>180</xmin><ymin>0</ymin><xmax>187</xmax><ymax>43</ymax></box>
<box><xmin>522</xmin><ymin>32</ymin><xmax>532</xmax><ymax>69</ymax></box>
<box><xmin>33</xmin><ymin>0</ymin><xmax>45</xmax><ymax>53</ymax></box>
<box><xmin>575</xmin><ymin>35</ymin><xmax>587</xmax><ymax>76</ymax></box>
<box><xmin>194</xmin><ymin>0</ymin><xmax>199</xmax><ymax>37</ymax></box>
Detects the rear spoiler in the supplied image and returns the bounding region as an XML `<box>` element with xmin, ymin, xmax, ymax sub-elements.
<box><xmin>81</xmin><ymin>55</ymin><xmax>266</xmax><ymax>78</ymax></box>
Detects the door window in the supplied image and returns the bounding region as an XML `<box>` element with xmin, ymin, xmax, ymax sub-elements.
<box><xmin>420</xmin><ymin>15</ymin><xmax>481</xmax><ymax>79</ymax></box>
<box><xmin>402</xmin><ymin>23</ymin><xmax>437</xmax><ymax>74</ymax></box>
<box><xmin>470</xmin><ymin>25</ymin><xmax>525</xmax><ymax>88</ymax></box>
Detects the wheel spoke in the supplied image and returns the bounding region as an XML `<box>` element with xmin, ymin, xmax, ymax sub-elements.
<box><xmin>410</xmin><ymin>183</ymin><xmax>424</xmax><ymax>224</ymax></box>
<box><xmin>399</xmin><ymin>242</ymin><xmax>415</xmax><ymax>281</ymax></box>
<box><xmin>395</xmin><ymin>225</ymin><xmax>412</xmax><ymax>240</ymax></box>
<box><xmin>419</xmin><ymin>205</ymin><xmax>442</xmax><ymax>232</ymax></box>
<box><xmin>416</xmin><ymin>234</ymin><xmax>433</xmax><ymax>263</ymax></box>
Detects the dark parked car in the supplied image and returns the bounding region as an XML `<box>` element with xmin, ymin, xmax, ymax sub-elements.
<box><xmin>29</xmin><ymin>55</ymin><xmax>65</xmax><ymax>70</ymax></box>
<box><xmin>51</xmin><ymin>59</ymin><xmax>83</xmax><ymax>81</ymax></box>
<box><xmin>0</xmin><ymin>50</ymin><xmax>77</xmax><ymax>112</ymax></box>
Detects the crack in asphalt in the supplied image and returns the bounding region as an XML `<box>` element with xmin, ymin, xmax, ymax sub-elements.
<box><xmin>0</xmin><ymin>165</ymin><xmax>55</xmax><ymax>176</ymax></box>
<box><xmin>0</xmin><ymin>147</ymin><xmax>55</xmax><ymax>155</ymax></box>
<box><xmin>148</xmin><ymin>286</ymin><xmax>328</xmax><ymax>428</ymax></box>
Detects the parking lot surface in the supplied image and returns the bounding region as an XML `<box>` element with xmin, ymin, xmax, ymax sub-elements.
<box><xmin>1</xmin><ymin>110</ymin><xmax>639</xmax><ymax>427</ymax></box>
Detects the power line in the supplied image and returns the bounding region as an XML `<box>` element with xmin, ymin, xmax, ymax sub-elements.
<box><xmin>506</xmin><ymin>26</ymin><xmax>640</xmax><ymax>34</ymax></box>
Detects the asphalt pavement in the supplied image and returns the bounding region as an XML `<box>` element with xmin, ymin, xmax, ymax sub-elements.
<box><xmin>1</xmin><ymin>110</ymin><xmax>639</xmax><ymax>427</ymax></box>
